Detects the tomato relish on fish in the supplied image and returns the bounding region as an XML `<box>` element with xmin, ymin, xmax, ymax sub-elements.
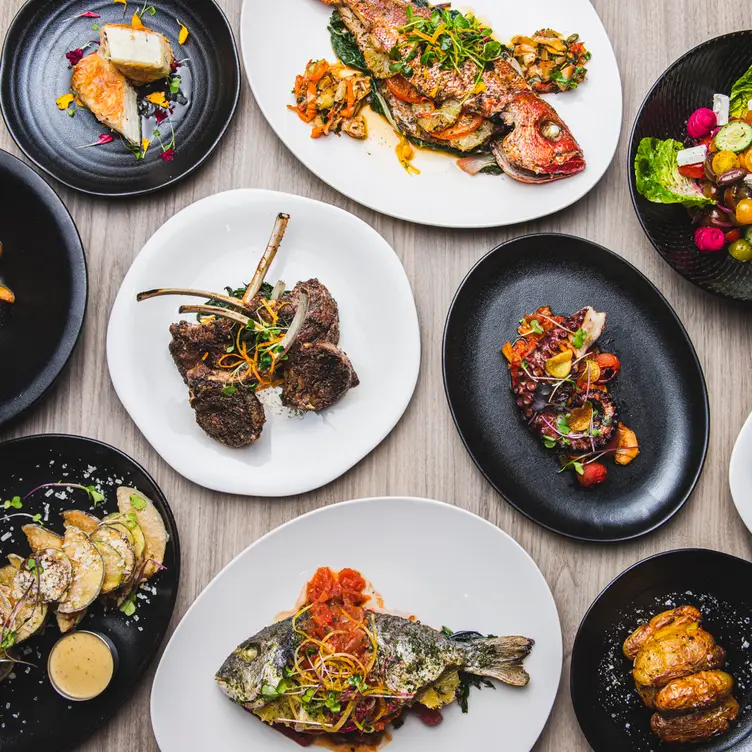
<box><xmin>502</xmin><ymin>306</ymin><xmax>639</xmax><ymax>488</ymax></box>
<box><xmin>292</xmin><ymin>0</ymin><xmax>588</xmax><ymax>182</ymax></box>
<box><xmin>215</xmin><ymin>567</ymin><xmax>534</xmax><ymax>746</ymax></box>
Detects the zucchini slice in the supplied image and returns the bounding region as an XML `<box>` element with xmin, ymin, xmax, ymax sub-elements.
<box><xmin>0</xmin><ymin>585</ymin><xmax>48</xmax><ymax>643</ymax></box>
<box><xmin>92</xmin><ymin>525</ymin><xmax>135</xmax><ymax>584</ymax></box>
<box><xmin>61</xmin><ymin>509</ymin><xmax>100</xmax><ymax>535</ymax></box>
<box><xmin>21</xmin><ymin>524</ymin><xmax>63</xmax><ymax>552</ymax></box>
<box><xmin>103</xmin><ymin>513</ymin><xmax>146</xmax><ymax>560</ymax></box>
<box><xmin>117</xmin><ymin>487</ymin><xmax>168</xmax><ymax>580</ymax></box>
<box><xmin>55</xmin><ymin>608</ymin><xmax>86</xmax><ymax>634</ymax></box>
<box><xmin>12</xmin><ymin>549</ymin><xmax>73</xmax><ymax>603</ymax></box>
<box><xmin>7</xmin><ymin>554</ymin><xmax>23</xmax><ymax>570</ymax></box>
<box><xmin>92</xmin><ymin>540</ymin><xmax>126</xmax><ymax>594</ymax></box>
<box><xmin>715</xmin><ymin>121</ymin><xmax>752</xmax><ymax>153</ymax></box>
<box><xmin>57</xmin><ymin>525</ymin><xmax>105</xmax><ymax>614</ymax></box>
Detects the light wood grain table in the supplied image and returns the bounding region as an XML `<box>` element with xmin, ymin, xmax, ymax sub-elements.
<box><xmin>1</xmin><ymin>1</ymin><xmax>751</xmax><ymax>750</ymax></box>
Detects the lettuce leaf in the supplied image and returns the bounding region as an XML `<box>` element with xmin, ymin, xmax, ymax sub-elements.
<box><xmin>634</xmin><ymin>138</ymin><xmax>713</xmax><ymax>207</ymax></box>
<box><xmin>328</xmin><ymin>11</ymin><xmax>367</xmax><ymax>72</ymax></box>
<box><xmin>730</xmin><ymin>63</ymin><xmax>752</xmax><ymax>118</ymax></box>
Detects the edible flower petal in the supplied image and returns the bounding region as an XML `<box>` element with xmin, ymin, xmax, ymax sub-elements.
<box><xmin>141</xmin><ymin>138</ymin><xmax>150</xmax><ymax>155</ymax></box>
<box><xmin>177</xmin><ymin>19</ymin><xmax>190</xmax><ymax>45</ymax></box>
<box><xmin>77</xmin><ymin>134</ymin><xmax>114</xmax><ymax>148</ymax></box>
<box><xmin>154</xmin><ymin>109</ymin><xmax>168</xmax><ymax>123</ymax></box>
<box><xmin>568</xmin><ymin>403</ymin><xmax>593</xmax><ymax>432</ymax></box>
<box><xmin>56</xmin><ymin>93</ymin><xmax>75</xmax><ymax>110</ymax></box>
<box><xmin>114</xmin><ymin>0</ymin><xmax>127</xmax><ymax>5</ymax></box>
<box><xmin>146</xmin><ymin>92</ymin><xmax>169</xmax><ymax>108</ymax></box>
<box><xmin>81</xmin><ymin>11</ymin><xmax>101</xmax><ymax>18</ymax></box>
<box><xmin>131</xmin><ymin>12</ymin><xmax>145</xmax><ymax>29</ymax></box>
<box><xmin>160</xmin><ymin>147</ymin><xmax>176</xmax><ymax>162</ymax></box>
<box><xmin>65</xmin><ymin>48</ymin><xmax>86</xmax><ymax>66</ymax></box>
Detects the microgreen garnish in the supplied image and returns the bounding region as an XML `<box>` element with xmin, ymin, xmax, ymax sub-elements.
<box><xmin>32</xmin><ymin>513</ymin><xmax>42</xmax><ymax>523</ymax></box>
<box><xmin>1</xmin><ymin>627</ymin><xmax>17</xmax><ymax>651</ymax></box>
<box><xmin>572</xmin><ymin>328</ymin><xmax>587</xmax><ymax>349</ymax></box>
<box><xmin>261</xmin><ymin>683</ymin><xmax>280</xmax><ymax>700</ymax></box>
<box><xmin>325</xmin><ymin>692</ymin><xmax>341</xmax><ymax>713</ymax></box>
<box><xmin>2</xmin><ymin>497</ymin><xmax>22</xmax><ymax>510</ymax></box>
<box><xmin>529</xmin><ymin>319</ymin><xmax>544</xmax><ymax>335</ymax></box>
<box><xmin>222</xmin><ymin>385</ymin><xmax>237</xmax><ymax>396</ymax></box>
<box><xmin>543</xmin><ymin>436</ymin><xmax>557</xmax><ymax>449</ymax></box>
<box><xmin>392</xmin><ymin>6</ymin><xmax>506</xmax><ymax>90</ymax></box>
<box><xmin>168</xmin><ymin>74</ymin><xmax>181</xmax><ymax>94</ymax></box>
<box><xmin>119</xmin><ymin>592</ymin><xmax>138</xmax><ymax>617</ymax></box>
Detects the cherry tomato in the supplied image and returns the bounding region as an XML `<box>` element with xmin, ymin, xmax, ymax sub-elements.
<box><xmin>729</xmin><ymin>239</ymin><xmax>752</xmax><ymax>262</ymax></box>
<box><xmin>678</xmin><ymin>163</ymin><xmax>706</xmax><ymax>179</ymax></box>
<box><xmin>735</xmin><ymin>198</ymin><xmax>752</xmax><ymax>225</ymax></box>
<box><xmin>743</xmin><ymin>148</ymin><xmax>752</xmax><ymax>172</ymax></box>
<box><xmin>712</xmin><ymin>150</ymin><xmax>740</xmax><ymax>175</ymax></box>
<box><xmin>595</xmin><ymin>353</ymin><xmax>621</xmax><ymax>381</ymax></box>
<box><xmin>385</xmin><ymin>75</ymin><xmax>424</xmax><ymax>104</ymax></box>
<box><xmin>725</xmin><ymin>228</ymin><xmax>743</xmax><ymax>243</ymax></box>
<box><xmin>745</xmin><ymin>110</ymin><xmax>752</xmax><ymax>126</ymax></box>
<box><xmin>577</xmin><ymin>462</ymin><xmax>608</xmax><ymax>488</ymax></box>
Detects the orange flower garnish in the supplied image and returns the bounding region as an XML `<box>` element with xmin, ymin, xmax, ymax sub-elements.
<box><xmin>131</xmin><ymin>12</ymin><xmax>144</xmax><ymax>29</ymax></box>
<box><xmin>141</xmin><ymin>138</ymin><xmax>150</xmax><ymax>155</ymax></box>
<box><xmin>146</xmin><ymin>92</ymin><xmax>169</xmax><ymax>108</ymax></box>
<box><xmin>177</xmin><ymin>19</ymin><xmax>190</xmax><ymax>45</ymax></box>
<box><xmin>56</xmin><ymin>93</ymin><xmax>75</xmax><ymax>110</ymax></box>
<box><xmin>114</xmin><ymin>0</ymin><xmax>127</xmax><ymax>5</ymax></box>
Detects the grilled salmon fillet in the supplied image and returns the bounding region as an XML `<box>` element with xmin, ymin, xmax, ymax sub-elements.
<box><xmin>71</xmin><ymin>53</ymin><xmax>140</xmax><ymax>145</ymax></box>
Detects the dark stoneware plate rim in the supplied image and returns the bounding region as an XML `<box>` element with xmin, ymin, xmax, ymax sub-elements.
<box><xmin>628</xmin><ymin>30</ymin><xmax>752</xmax><ymax>303</ymax></box>
<box><xmin>0</xmin><ymin>433</ymin><xmax>181</xmax><ymax>752</ymax></box>
<box><xmin>570</xmin><ymin>548</ymin><xmax>752</xmax><ymax>752</ymax></box>
<box><xmin>442</xmin><ymin>233</ymin><xmax>710</xmax><ymax>543</ymax></box>
<box><xmin>0</xmin><ymin>149</ymin><xmax>87</xmax><ymax>427</ymax></box>
<box><xmin>0</xmin><ymin>0</ymin><xmax>240</xmax><ymax>198</ymax></box>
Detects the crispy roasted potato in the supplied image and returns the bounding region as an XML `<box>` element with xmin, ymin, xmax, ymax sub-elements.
<box><xmin>21</xmin><ymin>524</ymin><xmax>63</xmax><ymax>552</ymax></box>
<box><xmin>57</xmin><ymin>525</ymin><xmax>104</xmax><ymax>614</ymax></box>
<box><xmin>655</xmin><ymin>670</ymin><xmax>734</xmax><ymax>713</ymax></box>
<box><xmin>117</xmin><ymin>487</ymin><xmax>168</xmax><ymax>580</ymax></box>
<box><xmin>623</xmin><ymin>606</ymin><xmax>702</xmax><ymax>660</ymax></box>
<box><xmin>633</xmin><ymin>627</ymin><xmax>724</xmax><ymax>688</ymax></box>
<box><xmin>651</xmin><ymin>697</ymin><xmax>739</xmax><ymax>744</ymax></box>
<box><xmin>636</xmin><ymin>682</ymin><xmax>658</xmax><ymax>708</ymax></box>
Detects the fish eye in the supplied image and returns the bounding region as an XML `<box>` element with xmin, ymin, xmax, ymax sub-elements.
<box><xmin>540</xmin><ymin>121</ymin><xmax>562</xmax><ymax>142</ymax></box>
<box><xmin>235</xmin><ymin>645</ymin><xmax>258</xmax><ymax>662</ymax></box>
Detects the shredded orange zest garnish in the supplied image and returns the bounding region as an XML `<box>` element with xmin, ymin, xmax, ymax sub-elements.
<box><xmin>146</xmin><ymin>92</ymin><xmax>169</xmax><ymax>108</ymax></box>
<box><xmin>56</xmin><ymin>94</ymin><xmax>75</xmax><ymax>110</ymax></box>
<box><xmin>131</xmin><ymin>12</ymin><xmax>145</xmax><ymax>29</ymax></box>
<box><xmin>177</xmin><ymin>19</ymin><xmax>190</xmax><ymax>45</ymax></box>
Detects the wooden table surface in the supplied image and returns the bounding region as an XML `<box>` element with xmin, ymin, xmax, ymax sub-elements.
<box><xmin>1</xmin><ymin>1</ymin><xmax>751</xmax><ymax>750</ymax></box>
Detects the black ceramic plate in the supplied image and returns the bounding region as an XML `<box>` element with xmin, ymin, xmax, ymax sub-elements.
<box><xmin>0</xmin><ymin>435</ymin><xmax>180</xmax><ymax>752</ymax></box>
<box><xmin>0</xmin><ymin>150</ymin><xmax>87</xmax><ymax>427</ymax></box>
<box><xmin>629</xmin><ymin>31</ymin><xmax>752</xmax><ymax>302</ymax></box>
<box><xmin>443</xmin><ymin>234</ymin><xmax>709</xmax><ymax>542</ymax></box>
<box><xmin>0</xmin><ymin>0</ymin><xmax>240</xmax><ymax>197</ymax></box>
<box><xmin>571</xmin><ymin>549</ymin><xmax>752</xmax><ymax>752</ymax></box>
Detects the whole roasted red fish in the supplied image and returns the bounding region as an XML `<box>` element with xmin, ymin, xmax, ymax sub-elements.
<box><xmin>321</xmin><ymin>0</ymin><xmax>586</xmax><ymax>182</ymax></box>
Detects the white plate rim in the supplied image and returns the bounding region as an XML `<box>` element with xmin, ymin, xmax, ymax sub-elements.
<box><xmin>239</xmin><ymin>0</ymin><xmax>623</xmax><ymax>229</ymax></box>
<box><xmin>106</xmin><ymin>188</ymin><xmax>420</xmax><ymax>497</ymax></box>
<box><xmin>730</xmin><ymin>410</ymin><xmax>752</xmax><ymax>533</ymax></box>
<box><xmin>150</xmin><ymin>495</ymin><xmax>563</xmax><ymax>751</ymax></box>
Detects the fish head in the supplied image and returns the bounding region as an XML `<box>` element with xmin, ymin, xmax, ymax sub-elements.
<box><xmin>492</xmin><ymin>93</ymin><xmax>586</xmax><ymax>183</ymax></box>
<box><xmin>215</xmin><ymin>620</ymin><xmax>292</xmax><ymax>707</ymax></box>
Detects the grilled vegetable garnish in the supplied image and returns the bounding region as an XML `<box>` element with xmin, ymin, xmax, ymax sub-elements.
<box><xmin>509</xmin><ymin>30</ymin><xmax>591</xmax><ymax>94</ymax></box>
<box><xmin>289</xmin><ymin>59</ymin><xmax>371</xmax><ymax>139</ymax></box>
<box><xmin>624</xmin><ymin>606</ymin><xmax>740</xmax><ymax>745</ymax></box>
<box><xmin>216</xmin><ymin>567</ymin><xmax>533</xmax><ymax>742</ymax></box>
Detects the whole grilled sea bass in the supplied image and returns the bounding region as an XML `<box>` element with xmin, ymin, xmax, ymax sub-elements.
<box><xmin>216</xmin><ymin>612</ymin><xmax>534</xmax><ymax>732</ymax></box>
<box><xmin>321</xmin><ymin>0</ymin><xmax>586</xmax><ymax>182</ymax></box>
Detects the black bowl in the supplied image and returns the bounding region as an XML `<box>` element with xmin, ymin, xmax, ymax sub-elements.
<box><xmin>629</xmin><ymin>31</ymin><xmax>752</xmax><ymax>302</ymax></box>
<box><xmin>571</xmin><ymin>549</ymin><xmax>752</xmax><ymax>752</ymax></box>
<box><xmin>442</xmin><ymin>234</ymin><xmax>709</xmax><ymax>542</ymax></box>
<box><xmin>0</xmin><ymin>149</ymin><xmax>87</xmax><ymax>427</ymax></box>
<box><xmin>0</xmin><ymin>434</ymin><xmax>181</xmax><ymax>752</ymax></box>
<box><xmin>0</xmin><ymin>0</ymin><xmax>240</xmax><ymax>197</ymax></box>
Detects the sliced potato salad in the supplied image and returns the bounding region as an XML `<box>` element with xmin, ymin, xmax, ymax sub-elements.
<box><xmin>0</xmin><ymin>486</ymin><xmax>168</xmax><ymax>657</ymax></box>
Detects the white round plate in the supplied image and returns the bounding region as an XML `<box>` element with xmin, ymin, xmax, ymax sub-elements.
<box><xmin>107</xmin><ymin>190</ymin><xmax>419</xmax><ymax>496</ymax></box>
<box><xmin>151</xmin><ymin>497</ymin><xmax>563</xmax><ymax>752</ymax></box>
<box><xmin>730</xmin><ymin>411</ymin><xmax>752</xmax><ymax>533</ymax></box>
<box><xmin>240</xmin><ymin>0</ymin><xmax>621</xmax><ymax>228</ymax></box>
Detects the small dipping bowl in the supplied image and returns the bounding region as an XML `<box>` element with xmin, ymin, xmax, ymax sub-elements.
<box><xmin>48</xmin><ymin>631</ymin><xmax>119</xmax><ymax>702</ymax></box>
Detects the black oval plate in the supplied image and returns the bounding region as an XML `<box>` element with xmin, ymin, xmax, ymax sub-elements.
<box><xmin>0</xmin><ymin>435</ymin><xmax>180</xmax><ymax>752</ymax></box>
<box><xmin>571</xmin><ymin>549</ymin><xmax>752</xmax><ymax>752</ymax></box>
<box><xmin>629</xmin><ymin>31</ymin><xmax>752</xmax><ymax>302</ymax></box>
<box><xmin>0</xmin><ymin>0</ymin><xmax>240</xmax><ymax>197</ymax></box>
<box><xmin>442</xmin><ymin>234</ymin><xmax>709</xmax><ymax>542</ymax></box>
<box><xmin>0</xmin><ymin>150</ymin><xmax>87</xmax><ymax>427</ymax></box>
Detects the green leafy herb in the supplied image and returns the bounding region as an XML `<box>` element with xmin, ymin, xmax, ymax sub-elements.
<box><xmin>120</xmin><ymin>592</ymin><xmax>138</xmax><ymax>617</ymax></box>
<box><xmin>730</xmin><ymin>63</ymin><xmax>752</xmax><ymax>118</ymax></box>
<box><xmin>277</xmin><ymin>678</ymin><xmax>295</xmax><ymax>695</ymax></box>
<box><xmin>261</xmin><ymin>683</ymin><xmax>280</xmax><ymax>701</ymax></box>
<box><xmin>2</xmin><ymin>497</ymin><xmax>22</xmax><ymax>510</ymax></box>
<box><xmin>28</xmin><ymin>557</ymin><xmax>44</xmax><ymax>576</ymax></box>
<box><xmin>222</xmin><ymin>385</ymin><xmax>238</xmax><ymax>396</ymax></box>
<box><xmin>572</xmin><ymin>328</ymin><xmax>587</xmax><ymax>349</ymax></box>
<box><xmin>85</xmin><ymin>486</ymin><xmax>105</xmax><ymax>507</ymax></box>
<box><xmin>302</xmin><ymin>687</ymin><xmax>316</xmax><ymax>704</ymax></box>
<box><xmin>32</xmin><ymin>513</ymin><xmax>42</xmax><ymax>523</ymax></box>
<box><xmin>129</xmin><ymin>494</ymin><xmax>147</xmax><ymax>511</ymax></box>
<box><xmin>348</xmin><ymin>675</ymin><xmax>367</xmax><ymax>693</ymax></box>
<box><xmin>325</xmin><ymin>692</ymin><xmax>341</xmax><ymax>713</ymax></box>
<box><xmin>328</xmin><ymin>10</ymin><xmax>367</xmax><ymax>72</ymax></box>
<box><xmin>91</xmin><ymin>23</ymin><xmax>100</xmax><ymax>30</ymax></box>
<box><xmin>1</xmin><ymin>627</ymin><xmax>16</xmax><ymax>651</ymax></box>
<box><xmin>556</xmin><ymin>415</ymin><xmax>571</xmax><ymax>436</ymax></box>
<box><xmin>168</xmin><ymin>75</ymin><xmax>181</xmax><ymax>94</ymax></box>
<box><xmin>530</xmin><ymin>319</ymin><xmax>544</xmax><ymax>335</ymax></box>
<box><xmin>572</xmin><ymin>461</ymin><xmax>584</xmax><ymax>475</ymax></box>
<box><xmin>543</xmin><ymin>436</ymin><xmax>557</xmax><ymax>449</ymax></box>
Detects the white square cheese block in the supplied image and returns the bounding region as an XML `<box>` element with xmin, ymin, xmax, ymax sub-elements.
<box><xmin>71</xmin><ymin>52</ymin><xmax>141</xmax><ymax>145</ymax></box>
<box><xmin>676</xmin><ymin>145</ymin><xmax>707</xmax><ymax>167</ymax></box>
<box><xmin>100</xmin><ymin>24</ymin><xmax>174</xmax><ymax>85</ymax></box>
<box><xmin>713</xmin><ymin>93</ymin><xmax>730</xmax><ymax>127</ymax></box>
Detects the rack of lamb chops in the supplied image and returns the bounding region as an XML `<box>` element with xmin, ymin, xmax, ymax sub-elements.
<box><xmin>136</xmin><ymin>213</ymin><xmax>359</xmax><ymax>448</ymax></box>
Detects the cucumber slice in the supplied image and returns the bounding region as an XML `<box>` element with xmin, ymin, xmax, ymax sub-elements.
<box><xmin>715</xmin><ymin>121</ymin><xmax>752</xmax><ymax>153</ymax></box>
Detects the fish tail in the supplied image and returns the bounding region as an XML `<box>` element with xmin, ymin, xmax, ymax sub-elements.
<box><xmin>460</xmin><ymin>636</ymin><xmax>535</xmax><ymax>687</ymax></box>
